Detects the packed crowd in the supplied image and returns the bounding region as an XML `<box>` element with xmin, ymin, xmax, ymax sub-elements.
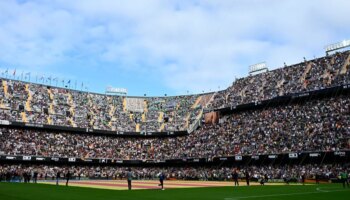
<box><xmin>200</xmin><ymin>95</ymin><xmax>350</xmax><ymax>156</ymax></box>
<box><xmin>208</xmin><ymin>51</ymin><xmax>350</xmax><ymax>109</ymax></box>
<box><xmin>0</xmin><ymin>164</ymin><xmax>348</xmax><ymax>182</ymax></box>
<box><xmin>1</xmin><ymin>52</ymin><xmax>349</xmax><ymax>133</ymax></box>
<box><xmin>1</xmin><ymin>93</ymin><xmax>349</xmax><ymax>160</ymax></box>
<box><xmin>0</xmin><ymin>79</ymin><xmax>205</xmax><ymax>132</ymax></box>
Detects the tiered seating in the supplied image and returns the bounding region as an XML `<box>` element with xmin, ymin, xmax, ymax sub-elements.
<box><xmin>340</xmin><ymin>53</ymin><xmax>350</xmax><ymax>74</ymax></box>
<box><xmin>0</xmin><ymin>78</ymin><xmax>207</xmax><ymax>132</ymax></box>
<box><xmin>208</xmin><ymin>51</ymin><xmax>350</xmax><ymax>110</ymax></box>
<box><xmin>1</xmin><ymin>51</ymin><xmax>349</xmax><ymax>133</ymax></box>
<box><xmin>0</xmin><ymin>93</ymin><xmax>349</xmax><ymax>160</ymax></box>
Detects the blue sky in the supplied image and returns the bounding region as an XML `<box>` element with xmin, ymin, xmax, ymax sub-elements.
<box><xmin>0</xmin><ymin>0</ymin><xmax>349</xmax><ymax>96</ymax></box>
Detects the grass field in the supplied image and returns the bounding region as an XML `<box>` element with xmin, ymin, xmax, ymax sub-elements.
<box><xmin>0</xmin><ymin>182</ymin><xmax>349</xmax><ymax>200</ymax></box>
<box><xmin>39</xmin><ymin>179</ymin><xmax>237</xmax><ymax>190</ymax></box>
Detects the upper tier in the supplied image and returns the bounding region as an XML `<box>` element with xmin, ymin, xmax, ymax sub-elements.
<box><xmin>208</xmin><ymin>51</ymin><xmax>350</xmax><ymax>109</ymax></box>
<box><xmin>0</xmin><ymin>50</ymin><xmax>349</xmax><ymax>132</ymax></box>
<box><xmin>0</xmin><ymin>80</ymin><xmax>213</xmax><ymax>132</ymax></box>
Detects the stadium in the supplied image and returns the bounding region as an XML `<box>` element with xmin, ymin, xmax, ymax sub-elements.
<box><xmin>1</xmin><ymin>1</ymin><xmax>350</xmax><ymax>200</ymax></box>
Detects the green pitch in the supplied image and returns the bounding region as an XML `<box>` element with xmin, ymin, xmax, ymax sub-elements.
<box><xmin>0</xmin><ymin>182</ymin><xmax>349</xmax><ymax>200</ymax></box>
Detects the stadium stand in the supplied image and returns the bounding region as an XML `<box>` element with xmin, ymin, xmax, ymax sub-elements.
<box><xmin>1</xmin><ymin>94</ymin><xmax>348</xmax><ymax>160</ymax></box>
<box><xmin>0</xmin><ymin>50</ymin><xmax>349</xmax><ymax>183</ymax></box>
<box><xmin>0</xmin><ymin>80</ymin><xmax>207</xmax><ymax>132</ymax></box>
<box><xmin>207</xmin><ymin>51</ymin><xmax>350</xmax><ymax>110</ymax></box>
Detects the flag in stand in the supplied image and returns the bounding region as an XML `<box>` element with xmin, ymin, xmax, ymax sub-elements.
<box><xmin>25</xmin><ymin>72</ymin><xmax>31</xmax><ymax>81</ymax></box>
<box><xmin>40</xmin><ymin>75</ymin><xmax>45</xmax><ymax>83</ymax></box>
<box><xmin>65</xmin><ymin>80</ymin><xmax>71</xmax><ymax>88</ymax></box>
<box><xmin>52</xmin><ymin>77</ymin><xmax>58</xmax><ymax>86</ymax></box>
<box><xmin>46</xmin><ymin>76</ymin><xmax>52</xmax><ymax>85</ymax></box>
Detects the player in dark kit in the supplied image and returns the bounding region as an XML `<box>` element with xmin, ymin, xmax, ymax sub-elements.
<box><xmin>232</xmin><ymin>170</ymin><xmax>239</xmax><ymax>186</ymax></box>
<box><xmin>315</xmin><ymin>172</ymin><xmax>320</xmax><ymax>184</ymax></box>
<box><xmin>66</xmin><ymin>171</ymin><xmax>71</xmax><ymax>186</ymax></box>
<box><xmin>259</xmin><ymin>175</ymin><xmax>265</xmax><ymax>186</ymax></box>
<box><xmin>158</xmin><ymin>172</ymin><xmax>165</xmax><ymax>190</ymax></box>
<box><xmin>33</xmin><ymin>171</ymin><xmax>38</xmax><ymax>183</ymax></box>
<box><xmin>56</xmin><ymin>171</ymin><xmax>60</xmax><ymax>186</ymax></box>
<box><xmin>23</xmin><ymin>171</ymin><xmax>29</xmax><ymax>183</ymax></box>
<box><xmin>264</xmin><ymin>174</ymin><xmax>269</xmax><ymax>183</ymax></box>
<box><xmin>127</xmin><ymin>168</ymin><xmax>132</xmax><ymax>190</ymax></box>
<box><xmin>245</xmin><ymin>170</ymin><xmax>250</xmax><ymax>186</ymax></box>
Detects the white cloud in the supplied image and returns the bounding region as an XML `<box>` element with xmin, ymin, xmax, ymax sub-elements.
<box><xmin>0</xmin><ymin>0</ymin><xmax>349</xmax><ymax>95</ymax></box>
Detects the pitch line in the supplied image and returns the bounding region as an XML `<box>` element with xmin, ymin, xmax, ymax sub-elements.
<box><xmin>224</xmin><ymin>188</ymin><xmax>346</xmax><ymax>200</ymax></box>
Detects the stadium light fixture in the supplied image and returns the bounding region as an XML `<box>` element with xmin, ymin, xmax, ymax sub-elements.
<box><xmin>249</xmin><ymin>62</ymin><xmax>268</xmax><ymax>76</ymax></box>
<box><xmin>325</xmin><ymin>39</ymin><xmax>350</xmax><ymax>54</ymax></box>
<box><xmin>105</xmin><ymin>86</ymin><xmax>128</xmax><ymax>96</ymax></box>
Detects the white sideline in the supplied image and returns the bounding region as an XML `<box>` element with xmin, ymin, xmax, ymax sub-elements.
<box><xmin>224</xmin><ymin>188</ymin><xmax>346</xmax><ymax>200</ymax></box>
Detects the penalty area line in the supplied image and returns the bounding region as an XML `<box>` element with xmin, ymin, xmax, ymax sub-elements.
<box><xmin>224</xmin><ymin>188</ymin><xmax>346</xmax><ymax>200</ymax></box>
